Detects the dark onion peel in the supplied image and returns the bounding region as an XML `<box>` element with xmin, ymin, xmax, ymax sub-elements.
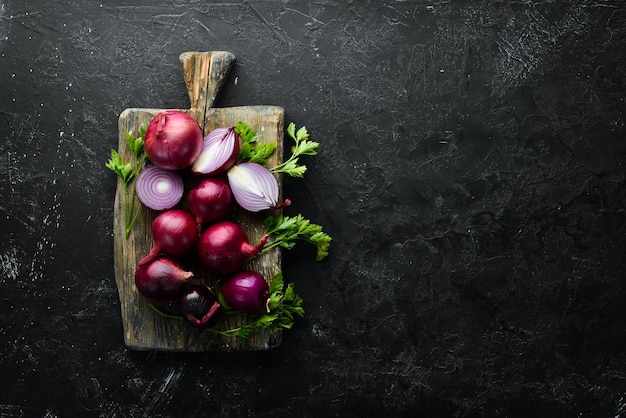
<box><xmin>136</xmin><ymin>165</ymin><xmax>184</xmax><ymax>211</ymax></box>
<box><xmin>177</xmin><ymin>284</ymin><xmax>221</xmax><ymax>328</ymax></box>
<box><xmin>144</xmin><ymin>110</ymin><xmax>203</xmax><ymax>170</ymax></box>
<box><xmin>197</xmin><ymin>221</ymin><xmax>268</xmax><ymax>276</ymax></box>
<box><xmin>141</xmin><ymin>209</ymin><xmax>199</xmax><ymax>264</ymax></box>
<box><xmin>220</xmin><ymin>270</ymin><xmax>270</xmax><ymax>313</ymax></box>
<box><xmin>134</xmin><ymin>256</ymin><xmax>193</xmax><ymax>304</ymax></box>
<box><xmin>187</xmin><ymin>176</ymin><xmax>233</xmax><ymax>232</ymax></box>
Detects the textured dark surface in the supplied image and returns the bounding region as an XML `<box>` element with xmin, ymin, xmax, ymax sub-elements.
<box><xmin>1</xmin><ymin>1</ymin><xmax>626</xmax><ymax>416</ymax></box>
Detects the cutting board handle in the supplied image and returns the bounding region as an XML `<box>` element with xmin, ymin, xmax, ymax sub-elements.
<box><xmin>179</xmin><ymin>51</ymin><xmax>236</xmax><ymax>128</ymax></box>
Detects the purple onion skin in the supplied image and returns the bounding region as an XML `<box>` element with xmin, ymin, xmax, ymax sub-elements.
<box><xmin>144</xmin><ymin>110</ymin><xmax>203</xmax><ymax>170</ymax></box>
<box><xmin>197</xmin><ymin>221</ymin><xmax>268</xmax><ymax>276</ymax></box>
<box><xmin>188</xmin><ymin>177</ymin><xmax>233</xmax><ymax>231</ymax></box>
<box><xmin>220</xmin><ymin>270</ymin><xmax>270</xmax><ymax>313</ymax></box>
<box><xmin>178</xmin><ymin>284</ymin><xmax>221</xmax><ymax>328</ymax></box>
<box><xmin>144</xmin><ymin>209</ymin><xmax>199</xmax><ymax>262</ymax></box>
<box><xmin>135</xmin><ymin>256</ymin><xmax>193</xmax><ymax>304</ymax></box>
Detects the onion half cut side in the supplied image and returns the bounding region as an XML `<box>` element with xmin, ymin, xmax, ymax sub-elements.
<box><xmin>136</xmin><ymin>165</ymin><xmax>184</xmax><ymax>211</ymax></box>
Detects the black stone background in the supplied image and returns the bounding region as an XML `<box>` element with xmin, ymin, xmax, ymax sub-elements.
<box><xmin>1</xmin><ymin>1</ymin><xmax>626</xmax><ymax>417</ymax></box>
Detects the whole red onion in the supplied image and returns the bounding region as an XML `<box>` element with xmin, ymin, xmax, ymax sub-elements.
<box><xmin>187</xmin><ymin>176</ymin><xmax>233</xmax><ymax>231</ymax></box>
<box><xmin>144</xmin><ymin>110</ymin><xmax>203</xmax><ymax>170</ymax></box>
<box><xmin>197</xmin><ymin>221</ymin><xmax>268</xmax><ymax>276</ymax></box>
<box><xmin>134</xmin><ymin>256</ymin><xmax>193</xmax><ymax>304</ymax></box>
<box><xmin>220</xmin><ymin>270</ymin><xmax>270</xmax><ymax>313</ymax></box>
<box><xmin>141</xmin><ymin>209</ymin><xmax>199</xmax><ymax>264</ymax></box>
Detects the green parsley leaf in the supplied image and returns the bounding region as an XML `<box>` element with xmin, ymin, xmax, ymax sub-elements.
<box><xmin>262</xmin><ymin>214</ymin><xmax>332</xmax><ymax>261</ymax></box>
<box><xmin>236</xmin><ymin>121</ymin><xmax>276</xmax><ymax>166</ymax></box>
<box><xmin>106</xmin><ymin>126</ymin><xmax>147</xmax><ymax>238</ymax></box>
<box><xmin>105</xmin><ymin>150</ymin><xmax>134</xmax><ymax>185</ymax></box>
<box><xmin>210</xmin><ymin>272</ymin><xmax>304</xmax><ymax>340</ymax></box>
<box><xmin>271</xmin><ymin>123</ymin><xmax>319</xmax><ymax>178</ymax></box>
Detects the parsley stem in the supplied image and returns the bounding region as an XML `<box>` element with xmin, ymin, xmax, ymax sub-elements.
<box><xmin>148</xmin><ymin>303</ymin><xmax>183</xmax><ymax>320</ymax></box>
<box><xmin>207</xmin><ymin>313</ymin><xmax>272</xmax><ymax>339</ymax></box>
<box><xmin>122</xmin><ymin>183</ymin><xmax>131</xmax><ymax>238</ymax></box>
<box><xmin>125</xmin><ymin>181</ymin><xmax>141</xmax><ymax>238</ymax></box>
<box><xmin>271</xmin><ymin>157</ymin><xmax>295</xmax><ymax>173</ymax></box>
<box><xmin>260</xmin><ymin>240</ymin><xmax>288</xmax><ymax>253</ymax></box>
<box><xmin>208</xmin><ymin>328</ymin><xmax>244</xmax><ymax>338</ymax></box>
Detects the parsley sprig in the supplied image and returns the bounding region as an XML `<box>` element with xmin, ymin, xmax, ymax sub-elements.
<box><xmin>235</xmin><ymin>121</ymin><xmax>318</xmax><ymax>177</ymax></box>
<box><xmin>236</xmin><ymin>121</ymin><xmax>276</xmax><ymax>166</ymax></box>
<box><xmin>271</xmin><ymin>123</ymin><xmax>319</xmax><ymax>177</ymax></box>
<box><xmin>234</xmin><ymin>122</ymin><xmax>331</xmax><ymax>260</ymax></box>
<box><xmin>105</xmin><ymin>126</ymin><xmax>147</xmax><ymax>238</ymax></box>
<box><xmin>262</xmin><ymin>214</ymin><xmax>332</xmax><ymax>261</ymax></box>
<box><xmin>211</xmin><ymin>273</ymin><xmax>304</xmax><ymax>340</ymax></box>
<box><xmin>147</xmin><ymin>273</ymin><xmax>304</xmax><ymax>340</ymax></box>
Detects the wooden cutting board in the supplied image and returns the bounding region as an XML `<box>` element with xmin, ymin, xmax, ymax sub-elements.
<box><xmin>113</xmin><ymin>51</ymin><xmax>284</xmax><ymax>351</ymax></box>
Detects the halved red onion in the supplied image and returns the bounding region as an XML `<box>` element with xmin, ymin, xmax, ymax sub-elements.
<box><xmin>226</xmin><ymin>162</ymin><xmax>280</xmax><ymax>212</ymax></box>
<box><xmin>136</xmin><ymin>165</ymin><xmax>184</xmax><ymax>211</ymax></box>
<box><xmin>192</xmin><ymin>127</ymin><xmax>240</xmax><ymax>176</ymax></box>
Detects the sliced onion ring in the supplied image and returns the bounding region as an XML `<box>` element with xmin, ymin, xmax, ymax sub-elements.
<box><xmin>136</xmin><ymin>165</ymin><xmax>184</xmax><ymax>211</ymax></box>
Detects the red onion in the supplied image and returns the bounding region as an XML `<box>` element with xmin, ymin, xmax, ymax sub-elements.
<box><xmin>227</xmin><ymin>162</ymin><xmax>289</xmax><ymax>212</ymax></box>
<box><xmin>197</xmin><ymin>221</ymin><xmax>268</xmax><ymax>276</ymax></box>
<box><xmin>178</xmin><ymin>284</ymin><xmax>221</xmax><ymax>328</ymax></box>
<box><xmin>136</xmin><ymin>165</ymin><xmax>184</xmax><ymax>211</ymax></box>
<box><xmin>141</xmin><ymin>209</ymin><xmax>198</xmax><ymax>264</ymax></box>
<box><xmin>220</xmin><ymin>270</ymin><xmax>270</xmax><ymax>313</ymax></box>
<box><xmin>192</xmin><ymin>127</ymin><xmax>240</xmax><ymax>175</ymax></box>
<box><xmin>187</xmin><ymin>176</ymin><xmax>233</xmax><ymax>231</ymax></box>
<box><xmin>134</xmin><ymin>256</ymin><xmax>193</xmax><ymax>304</ymax></box>
<box><xmin>144</xmin><ymin>110</ymin><xmax>203</xmax><ymax>170</ymax></box>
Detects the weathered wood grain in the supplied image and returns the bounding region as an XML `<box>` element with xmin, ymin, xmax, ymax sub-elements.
<box><xmin>113</xmin><ymin>51</ymin><xmax>284</xmax><ymax>351</ymax></box>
